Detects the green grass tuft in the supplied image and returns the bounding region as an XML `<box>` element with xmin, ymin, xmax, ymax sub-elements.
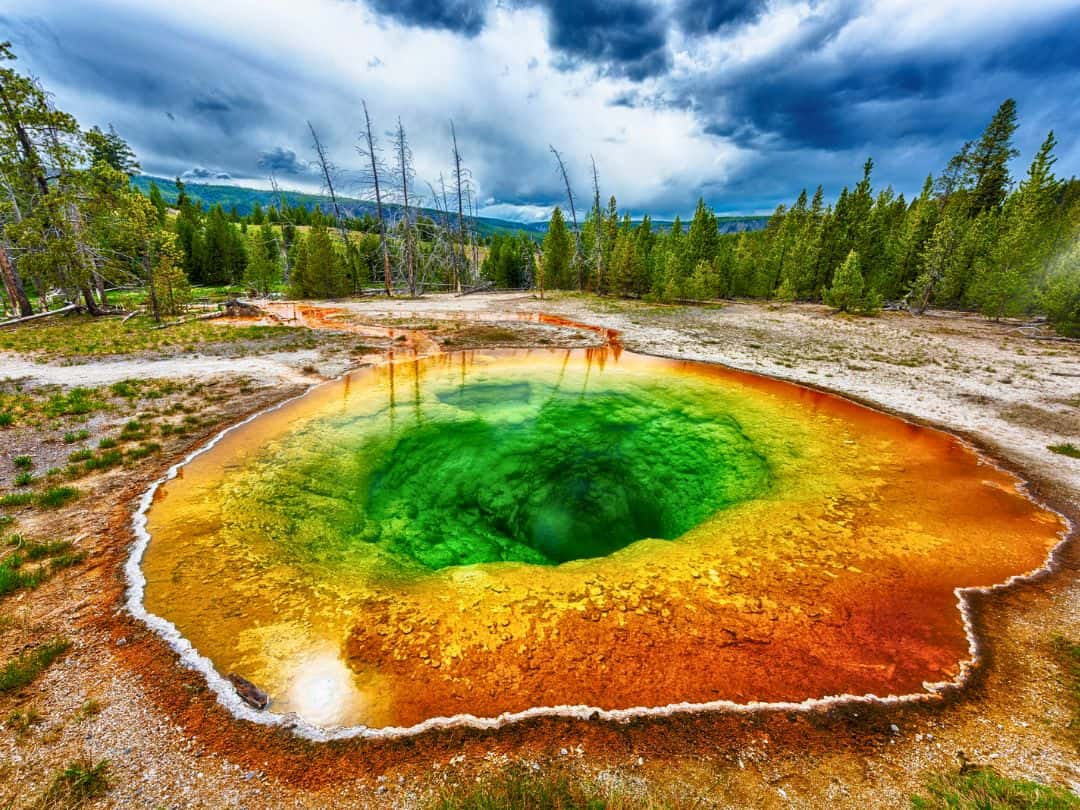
<box><xmin>911</xmin><ymin>767</ymin><xmax>1080</xmax><ymax>809</ymax></box>
<box><xmin>62</xmin><ymin>429</ymin><xmax>91</xmax><ymax>444</ymax></box>
<box><xmin>12</xmin><ymin>455</ymin><xmax>32</xmax><ymax>469</ymax></box>
<box><xmin>430</xmin><ymin>765</ymin><xmax>613</xmax><ymax>810</ymax></box>
<box><xmin>0</xmin><ymin>637</ymin><xmax>71</xmax><ymax>693</ymax></box>
<box><xmin>35</xmin><ymin>486</ymin><xmax>80</xmax><ymax>509</ymax></box>
<box><xmin>14</xmin><ymin>471</ymin><xmax>33</xmax><ymax>487</ymax></box>
<box><xmin>1048</xmin><ymin>443</ymin><xmax>1080</xmax><ymax>459</ymax></box>
<box><xmin>1052</xmin><ymin>635</ymin><xmax>1080</xmax><ymax>749</ymax></box>
<box><xmin>0</xmin><ymin>412</ymin><xmax>13</xmax><ymax>427</ymax></box>
<box><xmin>0</xmin><ymin>492</ymin><xmax>33</xmax><ymax>508</ymax></box>
<box><xmin>34</xmin><ymin>758</ymin><xmax>109</xmax><ymax>809</ymax></box>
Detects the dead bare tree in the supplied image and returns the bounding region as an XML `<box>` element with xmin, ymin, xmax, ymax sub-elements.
<box><xmin>450</xmin><ymin>121</ymin><xmax>468</xmax><ymax>292</ymax></box>
<box><xmin>466</xmin><ymin>184</ymin><xmax>482</xmax><ymax>285</ymax></box>
<box><xmin>307</xmin><ymin>121</ymin><xmax>350</xmax><ymax>246</ymax></box>
<box><xmin>357</xmin><ymin>101</ymin><xmax>392</xmax><ymax>296</ymax></box>
<box><xmin>267</xmin><ymin>173</ymin><xmax>293</xmax><ymax>286</ymax></box>
<box><xmin>393</xmin><ymin>117</ymin><xmax>417</xmax><ymax>297</ymax></box>
<box><xmin>591</xmin><ymin>155</ymin><xmax>603</xmax><ymax>294</ymax></box>
<box><xmin>550</xmin><ymin>145</ymin><xmax>583</xmax><ymax>290</ymax></box>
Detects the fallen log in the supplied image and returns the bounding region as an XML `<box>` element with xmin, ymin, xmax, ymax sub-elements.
<box><xmin>151</xmin><ymin>310</ymin><xmax>228</xmax><ymax>330</ymax></box>
<box><xmin>0</xmin><ymin>303</ymin><xmax>79</xmax><ymax>329</ymax></box>
<box><xmin>455</xmin><ymin>280</ymin><xmax>495</xmax><ymax>297</ymax></box>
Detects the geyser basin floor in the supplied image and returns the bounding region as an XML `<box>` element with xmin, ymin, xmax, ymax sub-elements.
<box><xmin>138</xmin><ymin>348</ymin><xmax>1065</xmax><ymax>731</ymax></box>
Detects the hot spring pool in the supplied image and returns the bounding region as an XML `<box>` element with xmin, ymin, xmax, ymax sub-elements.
<box><xmin>134</xmin><ymin>347</ymin><xmax>1065</xmax><ymax>733</ymax></box>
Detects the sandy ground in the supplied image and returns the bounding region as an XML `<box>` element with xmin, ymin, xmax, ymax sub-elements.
<box><xmin>0</xmin><ymin>293</ymin><xmax>1077</xmax><ymax>809</ymax></box>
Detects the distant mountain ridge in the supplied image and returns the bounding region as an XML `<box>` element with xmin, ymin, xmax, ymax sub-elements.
<box><xmin>132</xmin><ymin>175</ymin><xmax>768</xmax><ymax>238</ymax></box>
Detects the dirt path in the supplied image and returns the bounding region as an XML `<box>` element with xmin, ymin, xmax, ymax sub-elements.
<box><xmin>1</xmin><ymin>294</ymin><xmax>1077</xmax><ymax>809</ymax></box>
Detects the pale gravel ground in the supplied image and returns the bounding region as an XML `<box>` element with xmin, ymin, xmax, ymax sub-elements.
<box><xmin>0</xmin><ymin>349</ymin><xmax>325</xmax><ymax>388</ymax></box>
<box><xmin>1</xmin><ymin>293</ymin><xmax>1078</xmax><ymax>809</ymax></box>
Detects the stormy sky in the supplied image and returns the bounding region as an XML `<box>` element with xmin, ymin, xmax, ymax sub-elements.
<box><xmin>4</xmin><ymin>0</ymin><xmax>1079</xmax><ymax>220</ymax></box>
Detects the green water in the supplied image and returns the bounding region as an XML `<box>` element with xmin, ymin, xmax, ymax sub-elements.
<box><xmin>224</xmin><ymin>363</ymin><xmax>772</xmax><ymax>573</ymax></box>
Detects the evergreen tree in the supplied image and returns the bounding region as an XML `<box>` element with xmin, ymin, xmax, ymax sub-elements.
<box><xmin>967</xmin><ymin>99</ymin><xmax>1019</xmax><ymax>214</ymax></box>
<box><xmin>541</xmin><ymin>207</ymin><xmax>572</xmax><ymax>289</ymax></box>
<box><xmin>825</xmin><ymin>250</ymin><xmax>880</xmax><ymax>314</ymax></box>
<box><xmin>245</xmin><ymin>224</ymin><xmax>280</xmax><ymax>295</ymax></box>
<box><xmin>147</xmin><ymin>181</ymin><xmax>167</xmax><ymax>227</ymax></box>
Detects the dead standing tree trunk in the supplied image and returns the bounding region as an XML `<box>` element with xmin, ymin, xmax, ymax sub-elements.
<box><xmin>307</xmin><ymin>121</ymin><xmax>351</xmax><ymax>247</ymax></box>
<box><xmin>360</xmin><ymin>103</ymin><xmax>392</xmax><ymax>295</ymax></box>
<box><xmin>358</xmin><ymin>102</ymin><xmax>392</xmax><ymax>297</ymax></box>
<box><xmin>550</xmin><ymin>145</ymin><xmax>583</xmax><ymax>291</ymax></box>
<box><xmin>268</xmin><ymin>173</ymin><xmax>292</xmax><ymax>286</ymax></box>
<box><xmin>591</xmin><ymin>156</ymin><xmax>603</xmax><ymax>294</ymax></box>
<box><xmin>0</xmin><ymin>238</ymin><xmax>31</xmax><ymax>316</ymax></box>
<box><xmin>393</xmin><ymin>117</ymin><xmax>416</xmax><ymax>297</ymax></box>
<box><xmin>451</xmin><ymin>121</ymin><xmax>468</xmax><ymax>292</ymax></box>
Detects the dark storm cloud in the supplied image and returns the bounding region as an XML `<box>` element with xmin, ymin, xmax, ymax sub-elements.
<box><xmin>686</xmin><ymin>2</ymin><xmax>1080</xmax><ymax>176</ymax></box>
<box><xmin>363</xmin><ymin>0</ymin><xmax>488</xmax><ymax>36</ymax></box>
<box><xmin>4</xmin><ymin>1</ymin><xmax>1080</xmax><ymax>219</ymax></box>
<box><xmin>536</xmin><ymin>0</ymin><xmax>671</xmax><ymax>79</ymax></box>
<box><xmin>673</xmin><ymin>0</ymin><xmax>765</xmax><ymax>35</ymax></box>
<box><xmin>1</xmin><ymin>9</ymin><xmax>331</xmax><ymax>183</ymax></box>
<box><xmin>258</xmin><ymin>147</ymin><xmax>313</xmax><ymax>176</ymax></box>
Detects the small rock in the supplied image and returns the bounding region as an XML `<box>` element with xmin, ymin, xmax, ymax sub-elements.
<box><xmin>227</xmin><ymin>673</ymin><xmax>269</xmax><ymax>710</ymax></box>
<box><xmin>889</xmin><ymin>724</ymin><xmax>900</xmax><ymax>734</ymax></box>
<box><xmin>116</xmin><ymin>637</ymin><xmax>127</xmax><ymax>647</ymax></box>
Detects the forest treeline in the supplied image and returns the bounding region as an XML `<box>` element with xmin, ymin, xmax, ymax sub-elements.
<box><xmin>1</xmin><ymin>37</ymin><xmax>1078</xmax><ymax>334</ymax></box>
<box><xmin>538</xmin><ymin>99</ymin><xmax>1080</xmax><ymax>333</ymax></box>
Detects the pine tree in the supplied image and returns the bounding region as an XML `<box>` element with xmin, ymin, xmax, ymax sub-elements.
<box><xmin>825</xmin><ymin>250</ymin><xmax>879</xmax><ymax>314</ymax></box>
<box><xmin>147</xmin><ymin>181</ymin><xmax>167</xmax><ymax>227</ymax></box>
<box><xmin>967</xmin><ymin>99</ymin><xmax>1019</xmax><ymax>214</ymax></box>
<box><xmin>245</xmin><ymin>224</ymin><xmax>280</xmax><ymax>295</ymax></box>
<box><xmin>541</xmin><ymin>207</ymin><xmax>571</xmax><ymax>289</ymax></box>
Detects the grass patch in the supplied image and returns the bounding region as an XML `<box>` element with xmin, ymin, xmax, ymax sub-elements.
<box><xmin>911</xmin><ymin>767</ymin><xmax>1080</xmax><ymax>808</ymax></box>
<box><xmin>33</xmin><ymin>759</ymin><xmax>109</xmax><ymax>810</ymax></box>
<box><xmin>0</xmin><ymin>492</ymin><xmax>33</xmax><ymax>508</ymax></box>
<box><xmin>62</xmin><ymin>429</ymin><xmax>91</xmax><ymax>444</ymax></box>
<box><xmin>0</xmin><ymin>412</ymin><xmax>12</xmax><ymax>427</ymax></box>
<box><xmin>0</xmin><ymin>312</ymin><xmax>312</xmax><ymax>362</ymax></box>
<box><xmin>1049</xmin><ymin>443</ymin><xmax>1080</xmax><ymax>459</ymax></box>
<box><xmin>14</xmin><ymin>471</ymin><xmax>33</xmax><ymax>487</ymax></box>
<box><xmin>1052</xmin><ymin>635</ymin><xmax>1080</xmax><ymax>748</ymax></box>
<box><xmin>5</xmin><ymin>706</ymin><xmax>42</xmax><ymax>735</ymax></box>
<box><xmin>0</xmin><ymin>537</ymin><xmax>79</xmax><ymax>597</ymax></box>
<box><xmin>12</xmin><ymin>455</ymin><xmax>32</xmax><ymax>469</ymax></box>
<box><xmin>97</xmin><ymin>437</ymin><xmax>117</xmax><ymax>449</ymax></box>
<box><xmin>427</xmin><ymin>768</ymin><xmax>617</xmax><ymax>810</ymax></box>
<box><xmin>0</xmin><ymin>637</ymin><xmax>71</xmax><ymax>693</ymax></box>
<box><xmin>125</xmin><ymin>442</ymin><xmax>161</xmax><ymax>461</ymax></box>
<box><xmin>0</xmin><ymin>554</ymin><xmax>46</xmax><ymax>596</ymax></box>
<box><xmin>35</xmin><ymin>486</ymin><xmax>80</xmax><ymax>509</ymax></box>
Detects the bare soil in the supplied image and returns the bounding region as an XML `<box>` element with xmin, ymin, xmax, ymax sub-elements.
<box><xmin>0</xmin><ymin>294</ymin><xmax>1077</xmax><ymax>808</ymax></box>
